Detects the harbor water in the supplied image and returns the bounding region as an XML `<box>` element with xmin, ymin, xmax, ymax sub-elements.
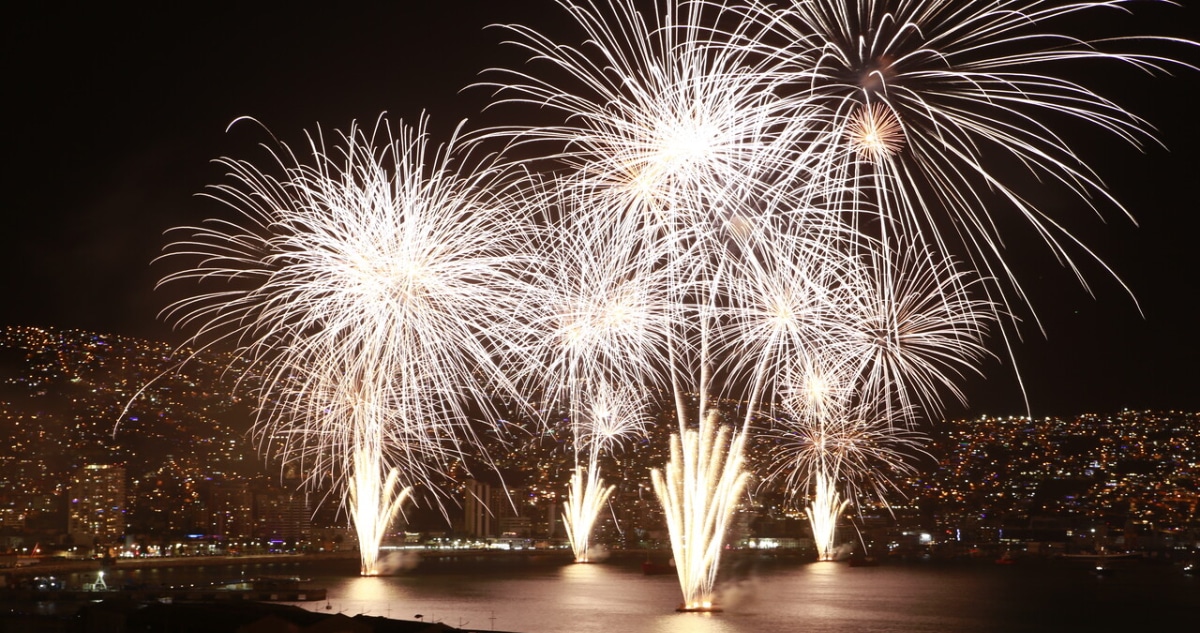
<box><xmin>58</xmin><ymin>553</ymin><xmax>1198</xmax><ymax>632</ymax></box>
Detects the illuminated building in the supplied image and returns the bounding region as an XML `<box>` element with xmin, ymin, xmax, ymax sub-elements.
<box><xmin>67</xmin><ymin>463</ymin><xmax>126</xmax><ymax>545</ymax></box>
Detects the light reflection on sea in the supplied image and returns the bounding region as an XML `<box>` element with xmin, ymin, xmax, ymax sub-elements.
<box><xmin>285</xmin><ymin>555</ymin><xmax>1196</xmax><ymax>633</ymax></box>
<box><xmin>71</xmin><ymin>554</ymin><xmax>1198</xmax><ymax>632</ymax></box>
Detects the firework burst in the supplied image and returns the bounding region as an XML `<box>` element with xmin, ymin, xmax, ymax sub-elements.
<box><xmin>492</xmin><ymin>0</ymin><xmax>806</xmax><ymax>589</ymax></box>
<box><xmin>747</xmin><ymin>0</ymin><xmax>1196</xmax><ymax>318</ymax></box>
<box><xmin>555</xmin><ymin>377</ymin><xmax>651</xmax><ymax>563</ymax></box>
<box><xmin>525</xmin><ymin>192</ymin><xmax>668</xmax><ymax>562</ymax></box>
<box><xmin>158</xmin><ymin>114</ymin><xmax>538</xmax><ymax>575</ymax></box>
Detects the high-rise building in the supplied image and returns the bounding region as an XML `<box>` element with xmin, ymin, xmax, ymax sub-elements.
<box><xmin>255</xmin><ymin>489</ymin><xmax>311</xmax><ymax>541</ymax></box>
<box><xmin>67</xmin><ymin>464</ymin><xmax>126</xmax><ymax>545</ymax></box>
<box><xmin>463</xmin><ymin>479</ymin><xmax>492</xmax><ymax>538</ymax></box>
<box><xmin>200</xmin><ymin>479</ymin><xmax>255</xmax><ymax>540</ymax></box>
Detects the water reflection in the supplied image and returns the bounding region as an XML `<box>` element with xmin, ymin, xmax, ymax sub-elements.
<box><xmin>56</xmin><ymin>556</ymin><xmax>1200</xmax><ymax>633</ymax></box>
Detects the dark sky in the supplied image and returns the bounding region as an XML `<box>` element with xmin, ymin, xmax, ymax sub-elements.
<box><xmin>3</xmin><ymin>2</ymin><xmax>1197</xmax><ymax>418</ymax></box>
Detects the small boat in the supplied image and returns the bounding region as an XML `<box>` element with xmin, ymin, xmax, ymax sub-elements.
<box><xmin>676</xmin><ymin>603</ymin><xmax>723</xmax><ymax>613</ymax></box>
<box><xmin>642</xmin><ymin>559</ymin><xmax>675</xmax><ymax>575</ymax></box>
<box><xmin>847</xmin><ymin>556</ymin><xmax>880</xmax><ymax>567</ymax></box>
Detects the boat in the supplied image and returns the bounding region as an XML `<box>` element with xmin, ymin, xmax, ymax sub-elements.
<box><xmin>1059</xmin><ymin>552</ymin><xmax>1140</xmax><ymax>561</ymax></box>
<box><xmin>676</xmin><ymin>603</ymin><xmax>723</xmax><ymax>613</ymax></box>
<box><xmin>1060</xmin><ymin>551</ymin><xmax>1139</xmax><ymax>576</ymax></box>
<box><xmin>847</xmin><ymin>555</ymin><xmax>880</xmax><ymax>567</ymax></box>
<box><xmin>642</xmin><ymin>559</ymin><xmax>675</xmax><ymax>575</ymax></box>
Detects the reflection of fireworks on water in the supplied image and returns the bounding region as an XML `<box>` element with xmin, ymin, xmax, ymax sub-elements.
<box><xmin>651</xmin><ymin>410</ymin><xmax>750</xmax><ymax>612</ymax></box>
<box><xmin>159</xmin><ymin>115</ymin><xmax>536</xmax><ymax>575</ymax></box>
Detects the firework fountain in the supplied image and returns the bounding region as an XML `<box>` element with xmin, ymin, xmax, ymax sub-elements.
<box><xmin>651</xmin><ymin>409</ymin><xmax>750</xmax><ymax>611</ymax></box>
<box><xmin>561</xmin><ymin>465</ymin><xmax>614</xmax><ymax>563</ymax></box>
<box><xmin>483</xmin><ymin>0</ymin><xmax>1193</xmax><ymax>608</ymax></box>
<box><xmin>558</xmin><ymin>383</ymin><xmax>652</xmax><ymax>562</ymax></box>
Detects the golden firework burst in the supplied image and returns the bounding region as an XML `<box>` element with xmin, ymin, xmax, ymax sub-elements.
<box><xmin>848</xmin><ymin>102</ymin><xmax>905</xmax><ymax>162</ymax></box>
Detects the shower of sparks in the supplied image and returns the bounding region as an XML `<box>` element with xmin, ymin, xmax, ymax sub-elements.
<box><xmin>745</xmin><ymin>0</ymin><xmax>1196</xmax><ymax>322</ymax></box>
<box><xmin>651</xmin><ymin>410</ymin><xmax>750</xmax><ymax>611</ymax></box>
<box><xmin>489</xmin><ymin>0</ymin><xmax>809</xmax><ymax>586</ymax></box>
<box><xmin>807</xmin><ymin>469</ymin><xmax>849</xmax><ymax>561</ymax></box>
<box><xmin>561</xmin><ymin>383</ymin><xmax>650</xmax><ymax>562</ymax></box>
<box><xmin>481</xmin><ymin>0</ymin><xmax>828</xmax><ymax>249</ymax></box>
<box><xmin>348</xmin><ymin>446</ymin><xmax>412</xmax><ymax>576</ymax></box>
<box><xmin>157</xmin><ymin>115</ymin><xmax>538</xmax><ymax>575</ymax></box>
<box><xmin>527</xmin><ymin>193</ymin><xmax>665</xmax><ymax>563</ymax></box>
<box><xmin>474</xmin><ymin>0</ymin><xmax>1191</xmax><ymax>607</ymax></box>
<box><xmin>555</xmin><ymin>382</ymin><xmax>650</xmax><ymax>562</ymax></box>
<box><xmin>766</xmin><ymin>356</ymin><xmax>933</xmax><ymax>561</ymax></box>
<box><xmin>562</xmin><ymin>465</ymin><xmax>615</xmax><ymax>563</ymax></box>
<box><xmin>839</xmin><ymin>246</ymin><xmax>997</xmax><ymax>426</ymax></box>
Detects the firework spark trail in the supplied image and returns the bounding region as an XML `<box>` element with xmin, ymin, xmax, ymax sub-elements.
<box><xmin>744</xmin><ymin>0</ymin><xmax>1197</xmax><ymax>324</ymax></box>
<box><xmin>481</xmin><ymin>0</ymin><xmax>833</xmax><ymax>254</ymax></box>
<box><xmin>527</xmin><ymin>191</ymin><xmax>677</xmax><ymax>410</ymax></box>
<box><xmin>483</xmin><ymin>0</ymin><xmax>937</xmax><ymax>606</ymax></box>
<box><xmin>747</xmin><ymin>240</ymin><xmax>989</xmax><ymax>559</ymax></box>
<box><xmin>807</xmin><ymin>469</ymin><xmax>849</xmax><ymax>561</ymax></box>
<box><xmin>714</xmin><ymin>215</ymin><xmax>872</xmax><ymax>418</ymax></box>
<box><xmin>562</xmin><ymin>465</ymin><xmax>615</xmax><ymax>563</ymax></box>
<box><xmin>839</xmin><ymin>245</ymin><xmax>997</xmax><ymax>427</ymax></box>
<box><xmin>489</xmin><ymin>0</ymin><xmax>823</xmax><ymax>590</ymax></box>
<box><xmin>775</xmin><ymin>410</ymin><xmax>931</xmax><ymax>560</ymax></box>
<box><xmin>561</xmin><ymin>382</ymin><xmax>651</xmax><ymax>561</ymax></box>
<box><xmin>348</xmin><ymin>444</ymin><xmax>412</xmax><ymax>577</ymax></box>
<box><xmin>158</xmin><ymin>114</ymin><xmax>539</xmax><ymax>575</ymax></box>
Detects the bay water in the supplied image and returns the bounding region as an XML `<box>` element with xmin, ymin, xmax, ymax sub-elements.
<box><xmin>75</xmin><ymin>554</ymin><xmax>1196</xmax><ymax>632</ymax></box>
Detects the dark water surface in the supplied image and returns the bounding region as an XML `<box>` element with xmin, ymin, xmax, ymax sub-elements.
<box><xmin>75</xmin><ymin>555</ymin><xmax>1196</xmax><ymax>632</ymax></box>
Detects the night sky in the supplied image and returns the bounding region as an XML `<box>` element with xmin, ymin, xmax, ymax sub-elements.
<box><xmin>4</xmin><ymin>2</ymin><xmax>1198</xmax><ymax>418</ymax></box>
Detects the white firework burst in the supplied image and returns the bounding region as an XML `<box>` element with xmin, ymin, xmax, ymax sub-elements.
<box><xmin>158</xmin><ymin>114</ymin><xmax>539</xmax><ymax>575</ymax></box>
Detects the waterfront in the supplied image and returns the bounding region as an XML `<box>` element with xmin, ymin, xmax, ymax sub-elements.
<box><xmin>45</xmin><ymin>554</ymin><xmax>1198</xmax><ymax>632</ymax></box>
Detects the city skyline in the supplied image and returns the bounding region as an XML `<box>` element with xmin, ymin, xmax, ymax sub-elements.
<box><xmin>2</xmin><ymin>324</ymin><xmax>1196</xmax><ymax>548</ymax></box>
<box><xmin>3</xmin><ymin>2</ymin><xmax>1199</xmax><ymax>418</ymax></box>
